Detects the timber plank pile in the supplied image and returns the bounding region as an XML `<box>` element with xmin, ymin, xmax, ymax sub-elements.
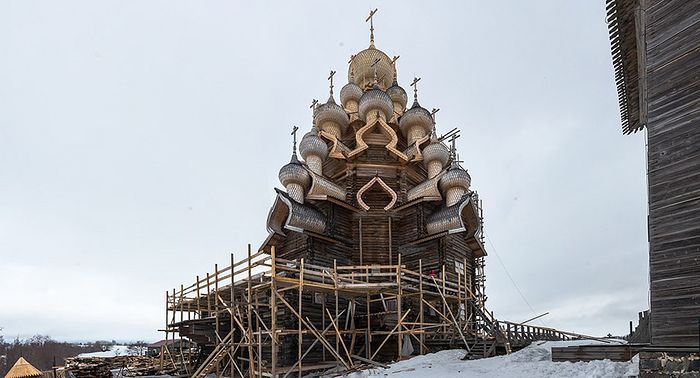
<box><xmin>64</xmin><ymin>356</ymin><xmax>177</xmax><ymax>377</ymax></box>
<box><xmin>551</xmin><ymin>344</ymin><xmax>643</xmax><ymax>362</ymax></box>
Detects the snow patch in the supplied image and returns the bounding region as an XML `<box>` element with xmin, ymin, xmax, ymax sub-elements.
<box><xmin>78</xmin><ymin>345</ymin><xmax>138</xmax><ymax>357</ymax></box>
<box><xmin>343</xmin><ymin>340</ymin><xmax>637</xmax><ymax>378</ymax></box>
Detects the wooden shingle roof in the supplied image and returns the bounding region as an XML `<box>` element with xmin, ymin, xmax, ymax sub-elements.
<box><xmin>606</xmin><ymin>0</ymin><xmax>644</xmax><ymax>134</ymax></box>
<box><xmin>4</xmin><ymin>357</ymin><xmax>44</xmax><ymax>378</ymax></box>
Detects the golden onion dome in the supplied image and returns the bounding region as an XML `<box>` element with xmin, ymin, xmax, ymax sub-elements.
<box><xmin>348</xmin><ymin>46</ymin><xmax>395</xmax><ymax>91</ymax></box>
<box><xmin>386</xmin><ymin>81</ymin><xmax>408</xmax><ymax>110</ymax></box>
<box><xmin>278</xmin><ymin>153</ymin><xmax>311</xmax><ymax>189</ymax></box>
<box><xmin>358</xmin><ymin>85</ymin><xmax>394</xmax><ymax>121</ymax></box>
<box><xmin>438</xmin><ymin>162</ymin><xmax>471</xmax><ymax>194</ymax></box>
<box><xmin>299</xmin><ymin>127</ymin><xmax>329</xmax><ymax>161</ymax></box>
<box><xmin>340</xmin><ymin>81</ymin><xmax>363</xmax><ymax>108</ymax></box>
<box><xmin>399</xmin><ymin>101</ymin><xmax>433</xmax><ymax>137</ymax></box>
<box><xmin>313</xmin><ymin>96</ymin><xmax>349</xmax><ymax>134</ymax></box>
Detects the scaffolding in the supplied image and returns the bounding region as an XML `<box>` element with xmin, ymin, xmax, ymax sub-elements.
<box><xmin>163</xmin><ymin>246</ymin><xmax>573</xmax><ymax>377</ymax></box>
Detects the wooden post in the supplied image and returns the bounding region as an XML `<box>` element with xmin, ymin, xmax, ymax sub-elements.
<box><xmin>230</xmin><ymin>253</ymin><xmax>236</xmax><ymax>378</ymax></box>
<box><xmin>388</xmin><ymin>217</ymin><xmax>393</xmax><ymax>265</ymax></box>
<box><xmin>463</xmin><ymin>257</ymin><xmax>469</xmax><ymax>332</ymax></box>
<box><xmin>215</xmin><ymin>264</ymin><xmax>220</xmax><ymax>340</ymax></box>
<box><xmin>366</xmin><ymin>289</ymin><xmax>371</xmax><ymax>359</ymax></box>
<box><xmin>207</xmin><ymin>272</ymin><xmax>212</xmax><ymax>316</ymax></box>
<box><xmin>419</xmin><ymin>259</ymin><xmax>425</xmax><ymax>354</ymax></box>
<box><xmin>196</xmin><ymin>275</ymin><xmax>201</xmax><ymax>318</ymax></box>
<box><xmin>163</xmin><ymin>290</ymin><xmax>168</xmax><ymax>370</ymax></box>
<box><xmin>256</xmin><ymin>287</ymin><xmax>262</xmax><ymax>378</ymax></box>
<box><xmin>334</xmin><ymin>259</ymin><xmax>339</xmax><ymax>355</ymax></box>
<box><xmin>298</xmin><ymin>258</ymin><xmax>304</xmax><ymax>378</ymax></box>
<box><xmin>179</xmin><ymin>284</ymin><xmax>186</xmax><ymax>373</ymax></box>
<box><xmin>270</xmin><ymin>246</ymin><xmax>278</xmax><ymax>378</ymax></box>
<box><xmin>359</xmin><ymin>217</ymin><xmax>363</xmax><ymax>265</ymax></box>
<box><xmin>457</xmin><ymin>267</ymin><xmax>462</xmax><ymax>331</ymax></box>
<box><xmin>442</xmin><ymin>265</ymin><xmax>446</xmax><ymax>335</ymax></box>
<box><xmin>396</xmin><ymin>254</ymin><xmax>402</xmax><ymax>359</ymax></box>
<box><xmin>322</xmin><ymin>273</ymin><xmax>327</xmax><ymax>363</ymax></box>
<box><xmin>247</xmin><ymin>245</ymin><xmax>255</xmax><ymax>378</ymax></box>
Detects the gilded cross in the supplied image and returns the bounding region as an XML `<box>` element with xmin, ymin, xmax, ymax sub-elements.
<box><xmin>366</xmin><ymin>8</ymin><xmax>378</xmax><ymax>46</ymax></box>
<box><xmin>410</xmin><ymin>77</ymin><xmax>421</xmax><ymax>102</ymax></box>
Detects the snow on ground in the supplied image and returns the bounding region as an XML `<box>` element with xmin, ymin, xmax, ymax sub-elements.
<box><xmin>78</xmin><ymin>345</ymin><xmax>139</xmax><ymax>357</ymax></box>
<box><xmin>344</xmin><ymin>340</ymin><xmax>639</xmax><ymax>378</ymax></box>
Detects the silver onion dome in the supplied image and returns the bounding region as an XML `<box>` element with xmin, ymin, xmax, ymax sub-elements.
<box><xmin>340</xmin><ymin>81</ymin><xmax>363</xmax><ymax>107</ymax></box>
<box><xmin>358</xmin><ymin>85</ymin><xmax>394</xmax><ymax>120</ymax></box>
<box><xmin>422</xmin><ymin>139</ymin><xmax>450</xmax><ymax>168</ymax></box>
<box><xmin>386</xmin><ymin>82</ymin><xmax>408</xmax><ymax>109</ymax></box>
<box><xmin>438</xmin><ymin>162</ymin><xmax>471</xmax><ymax>194</ymax></box>
<box><xmin>399</xmin><ymin>101</ymin><xmax>434</xmax><ymax>137</ymax></box>
<box><xmin>278</xmin><ymin>153</ymin><xmax>311</xmax><ymax>189</ymax></box>
<box><xmin>313</xmin><ymin>97</ymin><xmax>349</xmax><ymax>134</ymax></box>
<box><xmin>299</xmin><ymin>127</ymin><xmax>329</xmax><ymax>161</ymax></box>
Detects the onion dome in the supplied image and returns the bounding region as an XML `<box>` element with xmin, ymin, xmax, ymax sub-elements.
<box><xmin>439</xmin><ymin>162</ymin><xmax>471</xmax><ymax>195</ymax></box>
<box><xmin>399</xmin><ymin>101</ymin><xmax>434</xmax><ymax>139</ymax></box>
<box><xmin>422</xmin><ymin>138</ymin><xmax>450</xmax><ymax>169</ymax></box>
<box><xmin>278</xmin><ymin>153</ymin><xmax>311</xmax><ymax>190</ymax></box>
<box><xmin>387</xmin><ymin>81</ymin><xmax>408</xmax><ymax>111</ymax></box>
<box><xmin>340</xmin><ymin>81</ymin><xmax>363</xmax><ymax>108</ymax></box>
<box><xmin>299</xmin><ymin>127</ymin><xmax>328</xmax><ymax>161</ymax></box>
<box><xmin>358</xmin><ymin>85</ymin><xmax>394</xmax><ymax>121</ymax></box>
<box><xmin>348</xmin><ymin>47</ymin><xmax>395</xmax><ymax>90</ymax></box>
<box><xmin>313</xmin><ymin>96</ymin><xmax>349</xmax><ymax>136</ymax></box>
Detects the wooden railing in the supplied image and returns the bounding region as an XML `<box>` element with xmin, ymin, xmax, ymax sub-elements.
<box><xmin>499</xmin><ymin>321</ymin><xmax>572</xmax><ymax>346</ymax></box>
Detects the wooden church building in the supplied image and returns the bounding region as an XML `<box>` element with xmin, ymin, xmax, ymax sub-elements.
<box><xmin>164</xmin><ymin>11</ymin><xmax>570</xmax><ymax>378</ymax></box>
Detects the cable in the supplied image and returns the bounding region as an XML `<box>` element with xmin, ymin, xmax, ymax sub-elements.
<box><xmin>484</xmin><ymin>231</ymin><xmax>546</xmax><ymax>327</ymax></box>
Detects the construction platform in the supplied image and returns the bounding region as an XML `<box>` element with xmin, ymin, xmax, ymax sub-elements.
<box><xmin>162</xmin><ymin>246</ymin><xmax>575</xmax><ymax>377</ymax></box>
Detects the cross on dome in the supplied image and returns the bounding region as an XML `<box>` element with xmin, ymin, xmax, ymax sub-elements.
<box><xmin>328</xmin><ymin>70</ymin><xmax>336</xmax><ymax>97</ymax></box>
<box><xmin>371</xmin><ymin>58</ymin><xmax>381</xmax><ymax>85</ymax></box>
<box><xmin>431</xmin><ymin>108</ymin><xmax>440</xmax><ymax>122</ymax></box>
<box><xmin>291</xmin><ymin>125</ymin><xmax>299</xmax><ymax>154</ymax></box>
<box><xmin>411</xmin><ymin>77</ymin><xmax>422</xmax><ymax>102</ymax></box>
<box><xmin>366</xmin><ymin>8</ymin><xmax>378</xmax><ymax>47</ymax></box>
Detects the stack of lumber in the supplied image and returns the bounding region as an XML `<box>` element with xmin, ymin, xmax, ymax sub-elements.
<box><xmin>551</xmin><ymin>344</ymin><xmax>641</xmax><ymax>362</ymax></box>
<box><xmin>64</xmin><ymin>356</ymin><xmax>178</xmax><ymax>377</ymax></box>
<box><xmin>64</xmin><ymin>357</ymin><xmax>112</xmax><ymax>378</ymax></box>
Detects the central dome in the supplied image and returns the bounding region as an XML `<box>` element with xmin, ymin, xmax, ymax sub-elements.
<box><xmin>348</xmin><ymin>46</ymin><xmax>395</xmax><ymax>91</ymax></box>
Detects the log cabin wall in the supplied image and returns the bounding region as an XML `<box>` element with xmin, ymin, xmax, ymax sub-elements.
<box><xmin>644</xmin><ymin>0</ymin><xmax>700</xmax><ymax>347</ymax></box>
<box><xmin>608</xmin><ymin>0</ymin><xmax>700</xmax><ymax>347</ymax></box>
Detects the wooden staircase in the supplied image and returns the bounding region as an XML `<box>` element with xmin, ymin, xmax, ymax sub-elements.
<box><xmin>463</xmin><ymin>338</ymin><xmax>497</xmax><ymax>359</ymax></box>
<box><xmin>191</xmin><ymin>330</ymin><xmax>234</xmax><ymax>378</ymax></box>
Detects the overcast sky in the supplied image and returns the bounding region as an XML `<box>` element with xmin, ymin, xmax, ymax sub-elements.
<box><xmin>0</xmin><ymin>1</ymin><xmax>648</xmax><ymax>342</ymax></box>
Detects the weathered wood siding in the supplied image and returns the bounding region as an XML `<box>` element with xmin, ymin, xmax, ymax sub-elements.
<box><xmin>645</xmin><ymin>0</ymin><xmax>700</xmax><ymax>347</ymax></box>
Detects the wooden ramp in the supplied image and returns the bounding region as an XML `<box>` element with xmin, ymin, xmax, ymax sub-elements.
<box><xmin>551</xmin><ymin>344</ymin><xmax>645</xmax><ymax>362</ymax></box>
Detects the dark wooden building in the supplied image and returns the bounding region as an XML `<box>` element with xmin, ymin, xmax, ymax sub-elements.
<box><xmin>164</xmin><ymin>13</ymin><xmax>573</xmax><ymax>378</ymax></box>
<box><xmin>607</xmin><ymin>0</ymin><xmax>700</xmax><ymax>348</ymax></box>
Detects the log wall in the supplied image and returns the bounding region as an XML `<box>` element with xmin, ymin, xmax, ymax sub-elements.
<box><xmin>644</xmin><ymin>0</ymin><xmax>700</xmax><ymax>347</ymax></box>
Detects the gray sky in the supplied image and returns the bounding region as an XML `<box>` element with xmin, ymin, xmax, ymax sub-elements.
<box><xmin>0</xmin><ymin>1</ymin><xmax>648</xmax><ymax>342</ymax></box>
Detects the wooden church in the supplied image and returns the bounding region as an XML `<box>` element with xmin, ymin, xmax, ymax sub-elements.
<box><xmin>164</xmin><ymin>11</ymin><xmax>568</xmax><ymax>378</ymax></box>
